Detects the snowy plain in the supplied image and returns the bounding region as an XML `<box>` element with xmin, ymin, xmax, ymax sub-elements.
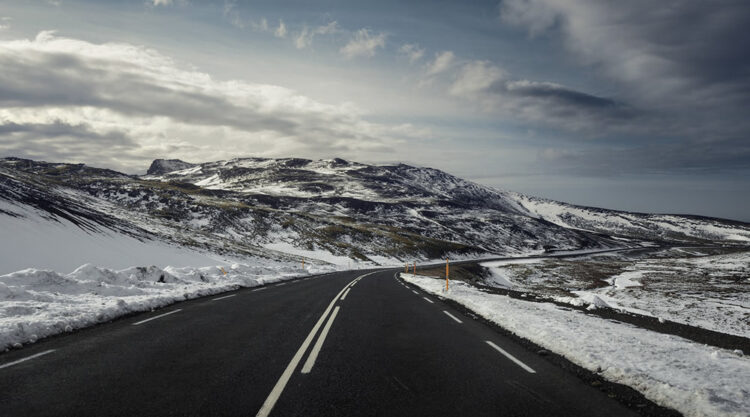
<box><xmin>401</xmin><ymin>273</ymin><xmax>750</xmax><ymax>417</ymax></box>
<box><xmin>480</xmin><ymin>250</ymin><xmax>750</xmax><ymax>337</ymax></box>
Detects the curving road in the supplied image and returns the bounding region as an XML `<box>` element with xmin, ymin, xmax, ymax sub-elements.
<box><xmin>0</xmin><ymin>268</ymin><xmax>640</xmax><ymax>416</ymax></box>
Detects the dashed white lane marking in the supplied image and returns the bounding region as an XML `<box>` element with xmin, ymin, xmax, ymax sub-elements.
<box><xmin>212</xmin><ymin>294</ymin><xmax>236</xmax><ymax>301</ymax></box>
<box><xmin>251</xmin><ymin>287</ymin><xmax>267</xmax><ymax>292</ymax></box>
<box><xmin>133</xmin><ymin>308</ymin><xmax>182</xmax><ymax>326</ymax></box>
<box><xmin>422</xmin><ymin>297</ymin><xmax>434</xmax><ymax>304</ymax></box>
<box><xmin>256</xmin><ymin>271</ymin><xmax>377</xmax><ymax>417</ymax></box>
<box><xmin>486</xmin><ymin>341</ymin><xmax>536</xmax><ymax>374</ymax></box>
<box><xmin>301</xmin><ymin>306</ymin><xmax>341</xmax><ymax>374</ymax></box>
<box><xmin>412</xmin><ymin>290</ymin><xmax>419</xmax><ymax>295</ymax></box>
<box><xmin>132</xmin><ymin>309</ymin><xmax>182</xmax><ymax>326</ymax></box>
<box><xmin>340</xmin><ymin>288</ymin><xmax>351</xmax><ymax>301</ymax></box>
<box><xmin>443</xmin><ymin>311</ymin><xmax>463</xmax><ymax>323</ymax></box>
<box><xmin>0</xmin><ymin>349</ymin><xmax>56</xmax><ymax>370</ymax></box>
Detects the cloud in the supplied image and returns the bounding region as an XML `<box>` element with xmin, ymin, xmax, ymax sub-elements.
<box><xmin>499</xmin><ymin>1</ymin><xmax>750</xmax><ymax>138</ymax></box>
<box><xmin>295</xmin><ymin>21</ymin><xmax>338</xmax><ymax>49</ymax></box>
<box><xmin>222</xmin><ymin>0</ymin><xmax>245</xmax><ymax>28</ymax></box>
<box><xmin>425</xmin><ymin>51</ymin><xmax>455</xmax><ymax>76</ymax></box>
<box><xmin>274</xmin><ymin>19</ymin><xmax>287</xmax><ymax>38</ymax></box>
<box><xmin>0</xmin><ymin>32</ymin><xmax>416</xmax><ymax>173</ymax></box>
<box><xmin>398</xmin><ymin>43</ymin><xmax>424</xmax><ymax>64</ymax></box>
<box><xmin>340</xmin><ymin>29</ymin><xmax>386</xmax><ymax>58</ymax></box>
<box><xmin>252</xmin><ymin>18</ymin><xmax>269</xmax><ymax>32</ymax></box>
<box><xmin>449</xmin><ymin>60</ymin><xmax>635</xmax><ymax>131</ymax></box>
<box><xmin>152</xmin><ymin>0</ymin><xmax>173</xmax><ymax>6</ymax></box>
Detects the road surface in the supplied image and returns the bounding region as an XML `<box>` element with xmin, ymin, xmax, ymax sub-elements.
<box><xmin>0</xmin><ymin>268</ymin><xmax>640</xmax><ymax>416</ymax></box>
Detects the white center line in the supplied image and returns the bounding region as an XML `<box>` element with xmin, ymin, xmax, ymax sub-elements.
<box><xmin>301</xmin><ymin>306</ymin><xmax>341</xmax><ymax>374</ymax></box>
<box><xmin>0</xmin><ymin>349</ymin><xmax>56</xmax><ymax>370</ymax></box>
<box><xmin>486</xmin><ymin>341</ymin><xmax>536</xmax><ymax>373</ymax></box>
<box><xmin>422</xmin><ymin>297</ymin><xmax>434</xmax><ymax>304</ymax></box>
<box><xmin>212</xmin><ymin>294</ymin><xmax>236</xmax><ymax>301</ymax></box>
<box><xmin>252</xmin><ymin>287</ymin><xmax>267</xmax><ymax>292</ymax></box>
<box><xmin>443</xmin><ymin>311</ymin><xmax>463</xmax><ymax>323</ymax></box>
<box><xmin>340</xmin><ymin>288</ymin><xmax>351</xmax><ymax>301</ymax></box>
<box><xmin>255</xmin><ymin>271</ymin><xmax>377</xmax><ymax>417</ymax></box>
<box><xmin>132</xmin><ymin>309</ymin><xmax>182</xmax><ymax>326</ymax></box>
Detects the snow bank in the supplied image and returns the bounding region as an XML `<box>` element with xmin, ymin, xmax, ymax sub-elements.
<box><xmin>0</xmin><ymin>262</ymin><xmax>334</xmax><ymax>351</ymax></box>
<box><xmin>401</xmin><ymin>273</ymin><xmax>750</xmax><ymax>417</ymax></box>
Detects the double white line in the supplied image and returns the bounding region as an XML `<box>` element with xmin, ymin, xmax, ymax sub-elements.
<box><xmin>255</xmin><ymin>271</ymin><xmax>375</xmax><ymax>417</ymax></box>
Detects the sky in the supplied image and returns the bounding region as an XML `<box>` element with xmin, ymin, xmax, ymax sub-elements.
<box><xmin>0</xmin><ymin>0</ymin><xmax>749</xmax><ymax>221</ymax></box>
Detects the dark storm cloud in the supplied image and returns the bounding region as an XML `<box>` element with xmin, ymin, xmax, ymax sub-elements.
<box><xmin>0</xmin><ymin>121</ymin><xmax>145</xmax><ymax>170</ymax></box>
<box><xmin>497</xmin><ymin>0</ymin><xmax>750</xmax><ymax>173</ymax></box>
<box><xmin>448</xmin><ymin>60</ymin><xmax>636</xmax><ymax>131</ymax></box>
<box><xmin>500</xmin><ymin>0</ymin><xmax>750</xmax><ymax>115</ymax></box>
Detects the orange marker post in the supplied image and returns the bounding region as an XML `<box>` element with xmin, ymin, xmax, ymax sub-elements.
<box><xmin>302</xmin><ymin>260</ymin><xmax>305</xmax><ymax>269</ymax></box>
<box><xmin>413</xmin><ymin>262</ymin><xmax>416</xmax><ymax>275</ymax></box>
<box><xmin>445</xmin><ymin>258</ymin><xmax>450</xmax><ymax>291</ymax></box>
<box><xmin>220</xmin><ymin>267</ymin><xmax>227</xmax><ymax>276</ymax></box>
<box><xmin>405</xmin><ymin>263</ymin><xmax>408</xmax><ymax>273</ymax></box>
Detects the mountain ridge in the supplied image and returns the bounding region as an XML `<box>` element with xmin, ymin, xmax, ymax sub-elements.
<box><xmin>1</xmin><ymin>156</ymin><xmax>748</xmax><ymax>267</ymax></box>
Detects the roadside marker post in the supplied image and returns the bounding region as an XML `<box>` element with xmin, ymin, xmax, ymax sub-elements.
<box><xmin>413</xmin><ymin>262</ymin><xmax>417</xmax><ymax>275</ymax></box>
<box><xmin>445</xmin><ymin>258</ymin><xmax>450</xmax><ymax>291</ymax></box>
<box><xmin>302</xmin><ymin>260</ymin><xmax>305</xmax><ymax>269</ymax></box>
<box><xmin>404</xmin><ymin>263</ymin><xmax>408</xmax><ymax>273</ymax></box>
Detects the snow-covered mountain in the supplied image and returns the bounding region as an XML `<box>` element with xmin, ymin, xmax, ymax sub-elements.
<box><xmin>1</xmin><ymin>156</ymin><xmax>748</xmax><ymax>270</ymax></box>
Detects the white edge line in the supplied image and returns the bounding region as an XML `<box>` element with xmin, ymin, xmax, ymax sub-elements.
<box><xmin>212</xmin><ymin>294</ymin><xmax>236</xmax><ymax>301</ymax></box>
<box><xmin>0</xmin><ymin>349</ymin><xmax>56</xmax><ymax>370</ymax></box>
<box><xmin>422</xmin><ymin>297</ymin><xmax>434</xmax><ymax>304</ymax></box>
<box><xmin>276</xmin><ymin>282</ymin><xmax>286</xmax><ymax>286</ymax></box>
<box><xmin>443</xmin><ymin>310</ymin><xmax>463</xmax><ymax>324</ymax></box>
<box><xmin>255</xmin><ymin>271</ymin><xmax>376</xmax><ymax>417</ymax></box>
<box><xmin>412</xmin><ymin>290</ymin><xmax>419</xmax><ymax>295</ymax></box>
<box><xmin>252</xmin><ymin>287</ymin><xmax>267</xmax><ymax>292</ymax></box>
<box><xmin>486</xmin><ymin>341</ymin><xmax>536</xmax><ymax>374</ymax></box>
<box><xmin>132</xmin><ymin>309</ymin><xmax>182</xmax><ymax>326</ymax></box>
<box><xmin>300</xmin><ymin>306</ymin><xmax>341</xmax><ymax>374</ymax></box>
<box><xmin>340</xmin><ymin>288</ymin><xmax>351</xmax><ymax>301</ymax></box>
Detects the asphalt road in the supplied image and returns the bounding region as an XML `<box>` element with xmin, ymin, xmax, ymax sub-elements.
<box><xmin>0</xmin><ymin>268</ymin><xmax>641</xmax><ymax>416</ymax></box>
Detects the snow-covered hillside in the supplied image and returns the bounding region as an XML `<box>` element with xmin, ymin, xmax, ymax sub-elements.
<box><xmin>2</xmin><ymin>156</ymin><xmax>749</xmax><ymax>271</ymax></box>
<box><xmin>513</xmin><ymin>193</ymin><xmax>750</xmax><ymax>243</ymax></box>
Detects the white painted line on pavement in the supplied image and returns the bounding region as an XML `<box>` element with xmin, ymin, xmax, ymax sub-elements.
<box><xmin>212</xmin><ymin>294</ymin><xmax>236</xmax><ymax>301</ymax></box>
<box><xmin>256</xmin><ymin>271</ymin><xmax>377</xmax><ymax>417</ymax></box>
<box><xmin>276</xmin><ymin>282</ymin><xmax>286</xmax><ymax>286</ymax></box>
<box><xmin>486</xmin><ymin>341</ymin><xmax>536</xmax><ymax>374</ymax></box>
<box><xmin>443</xmin><ymin>311</ymin><xmax>463</xmax><ymax>323</ymax></box>
<box><xmin>412</xmin><ymin>290</ymin><xmax>419</xmax><ymax>295</ymax></box>
<box><xmin>340</xmin><ymin>288</ymin><xmax>351</xmax><ymax>301</ymax></box>
<box><xmin>252</xmin><ymin>287</ymin><xmax>267</xmax><ymax>292</ymax></box>
<box><xmin>132</xmin><ymin>309</ymin><xmax>182</xmax><ymax>326</ymax></box>
<box><xmin>422</xmin><ymin>297</ymin><xmax>434</xmax><ymax>304</ymax></box>
<box><xmin>301</xmin><ymin>306</ymin><xmax>341</xmax><ymax>374</ymax></box>
<box><xmin>0</xmin><ymin>350</ymin><xmax>56</xmax><ymax>370</ymax></box>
